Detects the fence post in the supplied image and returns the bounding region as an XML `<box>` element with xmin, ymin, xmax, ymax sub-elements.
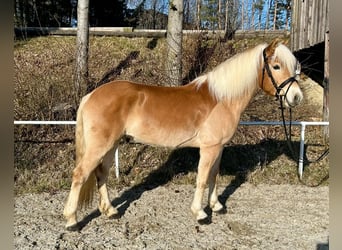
<box><xmin>115</xmin><ymin>148</ymin><xmax>119</xmax><ymax>178</ymax></box>
<box><xmin>298</xmin><ymin>123</ymin><xmax>306</xmax><ymax>179</ymax></box>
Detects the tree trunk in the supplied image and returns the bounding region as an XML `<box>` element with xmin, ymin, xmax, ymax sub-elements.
<box><xmin>251</xmin><ymin>0</ymin><xmax>255</xmax><ymax>30</ymax></box>
<box><xmin>184</xmin><ymin>0</ymin><xmax>190</xmax><ymax>26</ymax></box>
<box><xmin>266</xmin><ymin>0</ymin><xmax>270</xmax><ymax>30</ymax></box>
<box><xmin>218</xmin><ymin>0</ymin><xmax>222</xmax><ymax>30</ymax></box>
<box><xmin>273</xmin><ymin>0</ymin><xmax>278</xmax><ymax>30</ymax></box>
<box><xmin>196</xmin><ymin>0</ymin><xmax>201</xmax><ymax>29</ymax></box>
<box><xmin>241</xmin><ymin>0</ymin><xmax>244</xmax><ymax>30</ymax></box>
<box><xmin>152</xmin><ymin>0</ymin><xmax>157</xmax><ymax>29</ymax></box>
<box><xmin>224</xmin><ymin>0</ymin><xmax>229</xmax><ymax>35</ymax></box>
<box><xmin>15</xmin><ymin>0</ymin><xmax>21</xmax><ymax>26</ymax></box>
<box><xmin>166</xmin><ymin>0</ymin><xmax>183</xmax><ymax>86</ymax></box>
<box><xmin>75</xmin><ymin>0</ymin><xmax>89</xmax><ymax>101</ymax></box>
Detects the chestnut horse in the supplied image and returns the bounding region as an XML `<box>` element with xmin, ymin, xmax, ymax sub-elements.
<box><xmin>63</xmin><ymin>38</ymin><xmax>303</xmax><ymax>230</ymax></box>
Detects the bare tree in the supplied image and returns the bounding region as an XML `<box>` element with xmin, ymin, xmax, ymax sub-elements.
<box><xmin>224</xmin><ymin>0</ymin><xmax>229</xmax><ymax>33</ymax></box>
<box><xmin>254</xmin><ymin>0</ymin><xmax>264</xmax><ymax>30</ymax></box>
<box><xmin>184</xmin><ymin>0</ymin><xmax>190</xmax><ymax>27</ymax></box>
<box><xmin>196</xmin><ymin>0</ymin><xmax>201</xmax><ymax>29</ymax></box>
<box><xmin>251</xmin><ymin>0</ymin><xmax>255</xmax><ymax>30</ymax></box>
<box><xmin>151</xmin><ymin>0</ymin><xmax>158</xmax><ymax>29</ymax></box>
<box><xmin>241</xmin><ymin>0</ymin><xmax>244</xmax><ymax>30</ymax></box>
<box><xmin>75</xmin><ymin>0</ymin><xmax>89</xmax><ymax>100</ymax></box>
<box><xmin>166</xmin><ymin>0</ymin><xmax>184</xmax><ymax>86</ymax></box>
<box><xmin>218</xmin><ymin>0</ymin><xmax>222</xmax><ymax>29</ymax></box>
<box><xmin>265</xmin><ymin>0</ymin><xmax>271</xmax><ymax>30</ymax></box>
<box><xmin>223</xmin><ymin>0</ymin><xmax>239</xmax><ymax>40</ymax></box>
<box><xmin>283</xmin><ymin>0</ymin><xmax>291</xmax><ymax>30</ymax></box>
<box><xmin>272</xmin><ymin>0</ymin><xmax>278</xmax><ymax>30</ymax></box>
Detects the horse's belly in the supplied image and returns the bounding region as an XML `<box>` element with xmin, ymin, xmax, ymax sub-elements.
<box><xmin>125</xmin><ymin>124</ymin><xmax>198</xmax><ymax>148</ymax></box>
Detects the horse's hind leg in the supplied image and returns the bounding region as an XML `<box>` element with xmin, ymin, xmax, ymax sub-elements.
<box><xmin>63</xmin><ymin>138</ymin><xmax>117</xmax><ymax>230</ymax></box>
<box><xmin>63</xmin><ymin>153</ymin><xmax>100</xmax><ymax>230</ymax></box>
<box><xmin>191</xmin><ymin>145</ymin><xmax>223</xmax><ymax>222</ymax></box>
<box><xmin>95</xmin><ymin>146</ymin><xmax>119</xmax><ymax>219</ymax></box>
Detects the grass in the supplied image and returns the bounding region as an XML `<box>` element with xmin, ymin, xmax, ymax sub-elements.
<box><xmin>14</xmin><ymin>34</ymin><xmax>329</xmax><ymax>195</ymax></box>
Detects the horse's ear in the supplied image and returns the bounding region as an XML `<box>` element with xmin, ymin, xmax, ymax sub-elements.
<box><xmin>265</xmin><ymin>37</ymin><xmax>283</xmax><ymax>57</ymax></box>
<box><xmin>282</xmin><ymin>38</ymin><xmax>289</xmax><ymax>46</ymax></box>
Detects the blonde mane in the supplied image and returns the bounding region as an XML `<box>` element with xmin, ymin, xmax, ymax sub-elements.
<box><xmin>193</xmin><ymin>42</ymin><xmax>297</xmax><ymax>101</ymax></box>
<box><xmin>273</xmin><ymin>44</ymin><xmax>297</xmax><ymax>76</ymax></box>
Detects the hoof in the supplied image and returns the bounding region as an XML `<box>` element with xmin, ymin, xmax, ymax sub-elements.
<box><xmin>198</xmin><ymin>216</ymin><xmax>211</xmax><ymax>225</ymax></box>
<box><xmin>65</xmin><ymin>223</ymin><xmax>80</xmax><ymax>232</ymax></box>
<box><xmin>211</xmin><ymin>201</ymin><xmax>224</xmax><ymax>213</ymax></box>
<box><xmin>105</xmin><ymin>207</ymin><xmax>119</xmax><ymax>219</ymax></box>
<box><xmin>108</xmin><ymin>212</ymin><xmax>120</xmax><ymax>220</ymax></box>
<box><xmin>214</xmin><ymin>207</ymin><xmax>227</xmax><ymax>215</ymax></box>
<box><xmin>192</xmin><ymin>209</ymin><xmax>208</xmax><ymax>221</ymax></box>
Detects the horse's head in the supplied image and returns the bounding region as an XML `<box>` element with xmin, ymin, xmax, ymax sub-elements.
<box><xmin>259</xmin><ymin>38</ymin><xmax>303</xmax><ymax>108</ymax></box>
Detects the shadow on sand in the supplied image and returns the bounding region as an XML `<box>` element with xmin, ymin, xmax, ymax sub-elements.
<box><xmin>76</xmin><ymin>138</ymin><xmax>305</xmax><ymax>229</ymax></box>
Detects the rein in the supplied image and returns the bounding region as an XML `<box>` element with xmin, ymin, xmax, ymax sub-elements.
<box><xmin>280</xmin><ymin>98</ymin><xmax>329</xmax><ymax>187</ymax></box>
<box><xmin>262</xmin><ymin>48</ymin><xmax>298</xmax><ymax>160</ymax></box>
<box><xmin>262</xmin><ymin>49</ymin><xmax>329</xmax><ymax>186</ymax></box>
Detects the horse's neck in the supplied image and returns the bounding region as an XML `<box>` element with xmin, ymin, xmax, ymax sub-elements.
<box><xmin>221</xmin><ymin>81</ymin><xmax>259</xmax><ymax>117</ymax></box>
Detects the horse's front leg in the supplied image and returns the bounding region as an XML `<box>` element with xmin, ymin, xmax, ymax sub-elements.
<box><xmin>191</xmin><ymin>145</ymin><xmax>223</xmax><ymax>222</ymax></box>
<box><xmin>208</xmin><ymin>148</ymin><xmax>224</xmax><ymax>213</ymax></box>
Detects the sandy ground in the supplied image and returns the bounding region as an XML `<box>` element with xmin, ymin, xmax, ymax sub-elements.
<box><xmin>14</xmin><ymin>183</ymin><xmax>328</xmax><ymax>249</ymax></box>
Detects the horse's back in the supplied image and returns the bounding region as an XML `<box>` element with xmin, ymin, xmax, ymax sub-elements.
<box><xmin>80</xmin><ymin>80</ymin><xmax>217</xmax><ymax>147</ymax></box>
<box><xmin>84</xmin><ymin>80</ymin><xmax>215</xmax><ymax>117</ymax></box>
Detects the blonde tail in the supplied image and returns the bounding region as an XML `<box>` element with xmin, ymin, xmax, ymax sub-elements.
<box><xmin>75</xmin><ymin>94</ymin><xmax>96</xmax><ymax>209</ymax></box>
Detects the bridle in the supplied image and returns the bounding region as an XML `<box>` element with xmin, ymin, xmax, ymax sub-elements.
<box><xmin>261</xmin><ymin>48</ymin><xmax>300</xmax><ymax>100</ymax></box>
<box><xmin>261</xmin><ymin>48</ymin><xmax>329</xmax><ymax>184</ymax></box>
<box><xmin>261</xmin><ymin>48</ymin><xmax>298</xmax><ymax>169</ymax></box>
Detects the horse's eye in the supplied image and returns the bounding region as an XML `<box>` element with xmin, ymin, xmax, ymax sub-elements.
<box><xmin>273</xmin><ymin>65</ymin><xmax>280</xmax><ymax>70</ymax></box>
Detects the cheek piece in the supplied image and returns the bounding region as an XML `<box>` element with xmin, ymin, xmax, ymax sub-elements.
<box><xmin>261</xmin><ymin>49</ymin><xmax>300</xmax><ymax>101</ymax></box>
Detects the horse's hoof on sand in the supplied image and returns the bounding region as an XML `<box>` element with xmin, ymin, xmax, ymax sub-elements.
<box><xmin>214</xmin><ymin>207</ymin><xmax>227</xmax><ymax>215</ymax></box>
<box><xmin>198</xmin><ymin>216</ymin><xmax>211</xmax><ymax>225</ymax></box>
<box><xmin>212</xmin><ymin>203</ymin><xmax>227</xmax><ymax>214</ymax></box>
<box><xmin>108</xmin><ymin>213</ymin><xmax>120</xmax><ymax>220</ymax></box>
<box><xmin>211</xmin><ymin>202</ymin><xmax>224</xmax><ymax>213</ymax></box>
<box><xmin>65</xmin><ymin>223</ymin><xmax>80</xmax><ymax>232</ymax></box>
<box><xmin>106</xmin><ymin>207</ymin><xmax>120</xmax><ymax>219</ymax></box>
<box><xmin>194</xmin><ymin>209</ymin><xmax>209</xmax><ymax>223</ymax></box>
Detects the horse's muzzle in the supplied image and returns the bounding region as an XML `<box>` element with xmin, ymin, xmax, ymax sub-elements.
<box><xmin>284</xmin><ymin>89</ymin><xmax>303</xmax><ymax>108</ymax></box>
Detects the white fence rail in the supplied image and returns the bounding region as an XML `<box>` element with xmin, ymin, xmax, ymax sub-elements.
<box><xmin>14</xmin><ymin>120</ymin><xmax>329</xmax><ymax>179</ymax></box>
